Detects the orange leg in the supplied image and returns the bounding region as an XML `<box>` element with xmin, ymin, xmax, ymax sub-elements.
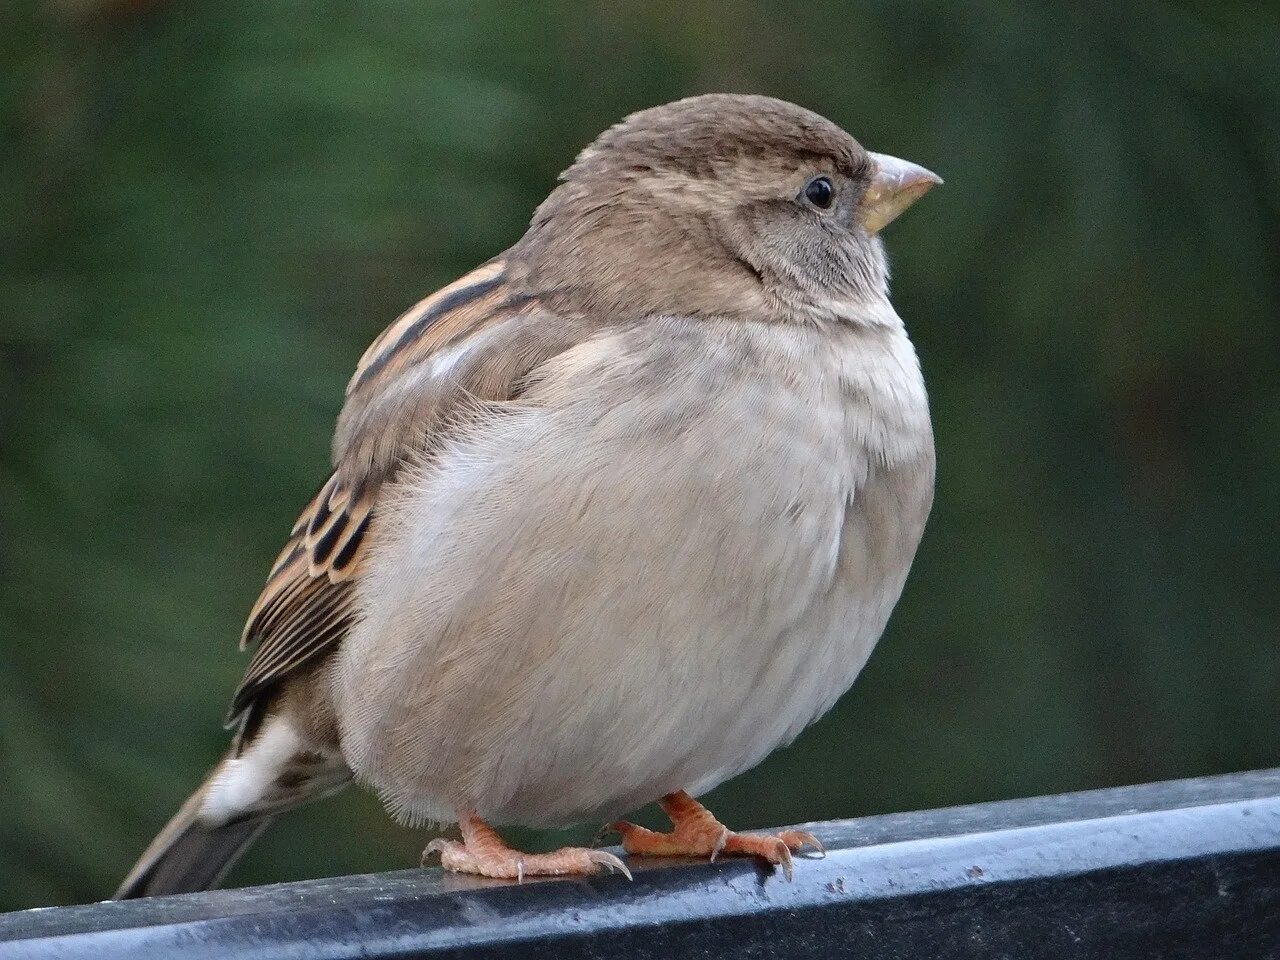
<box><xmin>611</xmin><ymin>791</ymin><xmax>823</xmax><ymax>881</ymax></box>
<box><xmin>425</xmin><ymin>812</ymin><xmax>631</xmax><ymax>881</ymax></box>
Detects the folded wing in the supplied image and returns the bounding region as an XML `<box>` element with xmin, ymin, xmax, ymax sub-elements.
<box><xmin>228</xmin><ymin>259</ymin><xmax>598</xmax><ymax>731</ymax></box>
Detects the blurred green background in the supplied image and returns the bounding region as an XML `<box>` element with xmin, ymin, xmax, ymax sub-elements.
<box><xmin>3</xmin><ymin>0</ymin><xmax>1278</xmax><ymax>910</ymax></box>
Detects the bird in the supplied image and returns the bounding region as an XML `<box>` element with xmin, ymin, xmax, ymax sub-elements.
<box><xmin>115</xmin><ymin>93</ymin><xmax>939</xmax><ymax>896</ymax></box>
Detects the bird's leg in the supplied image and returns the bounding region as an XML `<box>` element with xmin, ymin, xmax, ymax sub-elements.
<box><xmin>424</xmin><ymin>811</ymin><xmax>631</xmax><ymax>881</ymax></box>
<box><xmin>611</xmin><ymin>791</ymin><xmax>823</xmax><ymax>881</ymax></box>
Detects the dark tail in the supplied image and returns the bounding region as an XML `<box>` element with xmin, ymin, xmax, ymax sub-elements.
<box><xmin>114</xmin><ymin>764</ymin><xmax>275</xmax><ymax>899</ymax></box>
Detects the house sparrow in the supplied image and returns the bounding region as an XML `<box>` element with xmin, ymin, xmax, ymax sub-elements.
<box><xmin>116</xmin><ymin>93</ymin><xmax>939</xmax><ymax>896</ymax></box>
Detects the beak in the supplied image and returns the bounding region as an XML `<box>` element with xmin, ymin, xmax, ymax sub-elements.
<box><xmin>858</xmin><ymin>152</ymin><xmax>942</xmax><ymax>234</ymax></box>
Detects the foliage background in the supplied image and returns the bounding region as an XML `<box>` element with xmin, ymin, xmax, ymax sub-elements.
<box><xmin>2</xmin><ymin>0</ymin><xmax>1278</xmax><ymax>909</ymax></box>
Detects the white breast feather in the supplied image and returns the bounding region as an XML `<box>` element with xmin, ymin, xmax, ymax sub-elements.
<box><xmin>333</xmin><ymin>312</ymin><xmax>934</xmax><ymax>828</ymax></box>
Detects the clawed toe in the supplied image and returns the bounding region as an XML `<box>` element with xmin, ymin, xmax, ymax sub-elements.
<box><xmin>422</xmin><ymin>825</ymin><xmax>632</xmax><ymax>882</ymax></box>
<box><xmin>779</xmin><ymin>829</ymin><xmax>826</xmax><ymax>856</ymax></box>
<box><xmin>426</xmin><ymin>805</ymin><xmax>817</xmax><ymax>883</ymax></box>
<box><xmin>422</xmin><ymin>837</ymin><xmax>459</xmax><ymax>867</ymax></box>
<box><xmin>722</xmin><ymin>832</ymin><xmax>795</xmax><ymax>880</ymax></box>
<box><xmin>612</xmin><ymin>793</ymin><xmax>823</xmax><ymax>881</ymax></box>
<box><xmin>586</xmin><ymin>849</ymin><xmax>633</xmax><ymax>879</ymax></box>
<box><xmin>721</xmin><ymin>829</ymin><xmax>824</xmax><ymax>880</ymax></box>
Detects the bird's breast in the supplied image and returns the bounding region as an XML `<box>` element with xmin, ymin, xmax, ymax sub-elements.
<box><xmin>335</xmin><ymin>313</ymin><xmax>934</xmax><ymax>827</ymax></box>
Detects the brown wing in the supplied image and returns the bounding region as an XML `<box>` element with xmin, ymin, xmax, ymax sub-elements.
<box><xmin>226</xmin><ymin>475</ymin><xmax>370</xmax><ymax>722</ymax></box>
<box><xmin>227</xmin><ymin>257</ymin><xmax>598</xmax><ymax>725</ymax></box>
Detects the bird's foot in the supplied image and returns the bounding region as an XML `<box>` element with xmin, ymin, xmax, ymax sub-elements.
<box><xmin>424</xmin><ymin>812</ymin><xmax>631</xmax><ymax>881</ymax></box>
<box><xmin>610</xmin><ymin>790</ymin><xmax>823</xmax><ymax>881</ymax></box>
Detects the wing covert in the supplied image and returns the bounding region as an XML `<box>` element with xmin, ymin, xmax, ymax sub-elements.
<box><xmin>227</xmin><ymin>258</ymin><xmax>600</xmax><ymax>725</ymax></box>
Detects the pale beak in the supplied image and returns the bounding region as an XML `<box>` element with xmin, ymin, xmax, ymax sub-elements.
<box><xmin>858</xmin><ymin>152</ymin><xmax>942</xmax><ymax>234</ymax></box>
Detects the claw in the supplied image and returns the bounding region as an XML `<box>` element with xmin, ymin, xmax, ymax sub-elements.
<box><xmin>708</xmin><ymin>826</ymin><xmax>729</xmax><ymax>863</ymax></box>
<box><xmin>775</xmin><ymin>841</ymin><xmax>794</xmax><ymax>882</ymax></box>
<box><xmin>422</xmin><ymin>837</ymin><xmax>453</xmax><ymax>866</ymax></box>
<box><xmin>590</xmin><ymin>849</ymin><xmax>633</xmax><ymax>880</ymax></box>
<box><xmin>780</xmin><ymin>829</ymin><xmax>825</xmax><ymax>857</ymax></box>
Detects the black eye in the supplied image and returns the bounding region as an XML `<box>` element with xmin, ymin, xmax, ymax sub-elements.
<box><xmin>803</xmin><ymin>176</ymin><xmax>834</xmax><ymax>209</ymax></box>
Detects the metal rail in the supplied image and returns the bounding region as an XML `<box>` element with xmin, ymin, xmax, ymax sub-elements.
<box><xmin>4</xmin><ymin>769</ymin><xmax>1279</xmax><ymax>959</ymax></box>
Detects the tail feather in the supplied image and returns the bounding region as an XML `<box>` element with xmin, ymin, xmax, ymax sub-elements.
<box><xmin>115</xmin><ymin>762</ymin><xmax>278</xmax><ymax>899</ymax></box>
<box><xmin>116</xmin><ymin>721</ymin><xmax>351</xmax><ymax>899</ymax></box>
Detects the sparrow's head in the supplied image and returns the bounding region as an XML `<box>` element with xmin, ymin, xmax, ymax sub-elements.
<box><xmin>519</xmin><ymin>94</ymin><xmax>940</xmax><ymax>325</ymax></box>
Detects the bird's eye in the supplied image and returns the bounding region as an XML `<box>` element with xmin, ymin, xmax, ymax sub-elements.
<box><xmin>803</xmin><ymin>176</ymin><xmax>835</xmax><ymax>209</ymax></box>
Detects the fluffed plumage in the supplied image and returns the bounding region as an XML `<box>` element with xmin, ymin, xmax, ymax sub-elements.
<box><xmin>117</xmin><ymin>93</ymin><xmax>939</xmax><ymax>896</ymax></box>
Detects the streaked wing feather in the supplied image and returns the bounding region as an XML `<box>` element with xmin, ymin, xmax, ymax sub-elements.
<box><xmin>228</xmin><ymin>258</ymin><xmax>596</xmax><ymax>725</ymax></box>
<box><xmin>345</xmin><ymin>259</ymin><xmax>507</xmax><ymax>398</ymax></box>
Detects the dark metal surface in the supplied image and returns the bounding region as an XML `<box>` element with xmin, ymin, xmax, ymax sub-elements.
<box><xmin>4</xmin><ymin>769</ymin><xmax>1280</xmax><ymax>959</ymax></box>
